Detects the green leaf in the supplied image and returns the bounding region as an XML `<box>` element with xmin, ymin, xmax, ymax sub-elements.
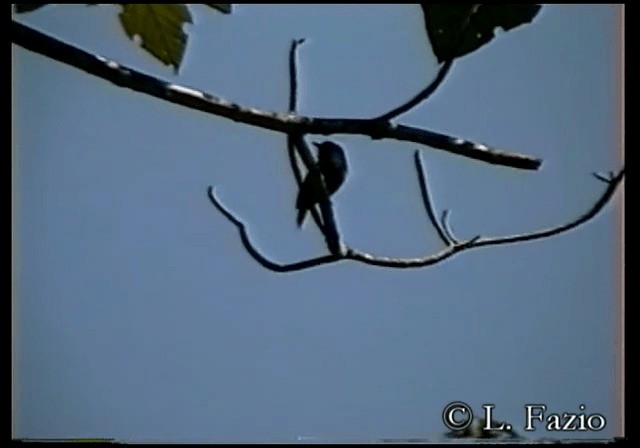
<box><xmin>422</xmin><ymin>4</ymin><xmax>542</xmax><ymax>63</ymax></box>
<box><xmin>206</xmin><ymin>4</ymin><xmax>232</xmax><ymax>14</ymax></box>
<box><xmin>14</xmin><ymin>4</ymin><xmax>48</xmax><ymax>13</ymax></box>
<box><xmin>119</xmin><ymin>4</ymin><xmax>193</xmax><ymax>73</ymax></box>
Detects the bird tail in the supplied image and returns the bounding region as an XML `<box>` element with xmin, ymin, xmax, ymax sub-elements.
<box><xmin>296</xmin><ymin>207</ymin><xmax>307</xmax><ymax>227</ymax></box>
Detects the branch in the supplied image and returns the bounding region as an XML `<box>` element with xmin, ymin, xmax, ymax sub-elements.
<box><xmin>208</xmin><ymin>157</ymin><xmax>623</xmax><ymax>272</ymax></box>
<box><xmin>19</xmin><ymin>18</ymin><xmax>618</xmax><ymax>272</ymax></box>
<box><xmin>200</xmin><ymin>14</ymin><xmax>620</xmax><ymax>272</ymax></box>
<box><xmin>373</xmin><ymin>59</ymin><xmax>454</xmax><ymax>121</ymax></box>
<box><xmin>207</xmin><ymin>187</ymin><xmax>340</xmax><ymax>272</ymax></box>
<box><xmin>11</xmin><ymin>19</ymin><xmax>541</xmax><ymax>171</ymax></box>
<box><xmin>411</xmin><ymin>154</ymin><xmax>625</xmax><ymax>251</ymax></box>
<box><xmin>440</xmin><ymin>210</ymin><xmax>461</xmax><ymax>245</ymax></box>
<box><xmin>372</xmin><ymin>5</ymin><xmax>480</xmax><ymax>122</ymax></box>
<box><xmin>285</xmin><ymin>37</ymin><xmax>310</xmax><ymax>211</ymax></box>
<box><xmin>414</xmin><ymin>151</ymin><xmax>453</xmax><ymax>245</ymax></box>
<box><xmin>207</xmin><ymin>185</ymin><xmax>477</xmax><ymax>271</ymax></box>
<box><xmin>344</xmin><ymin>237</ymin><xmax>481</xmax><ymax>268</ymax></box>
<box><xmin>342</xmin><ymin>159</ymin><xmax>624</xmax><ymax>269</ymax></box>
<box><xmin>286</xmin><ymin>38</ymin><xmax>325</xmax><ymax>233</ymax></box>
<box><xmin>592</xmin><ymin>170</ymin><xmax>616</xmax><ymax>184</ymax></box>
<box><xmin>287</xmin><ymin>38</ymin><xmax>305</xmax><ymax>114</ymax></box>
<box><xmin>286</xmin><ymin>38</ymin><xmax>343</xmax><ymax>254</ymax></box>
<box><xmin>468</xmin><ymin>168</ymin><xmax>625</xmax><ymax>248</ymax></box>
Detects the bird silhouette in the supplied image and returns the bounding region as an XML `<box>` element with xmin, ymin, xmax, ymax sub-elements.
<box><xmin>295</xmin><ymin>141</ymin><xmax>348</xmax><ymax>227</ymax></box>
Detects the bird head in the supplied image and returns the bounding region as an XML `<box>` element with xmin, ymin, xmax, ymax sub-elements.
<box><xmin>313</xmin><ymin>141</ymin><xmax>348</xmax><ymax>175</ymax></box>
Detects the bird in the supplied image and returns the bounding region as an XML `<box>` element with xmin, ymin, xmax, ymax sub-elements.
<box><xmin>295</xmin><ymin>141</ymin><xmax>349</xmax><ymax>227</ymax></box>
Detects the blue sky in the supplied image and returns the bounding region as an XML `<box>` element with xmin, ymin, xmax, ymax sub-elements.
<box><xmin>13</xmin><ymin>4</ymin><xmax>623</xmax><ymax>443</ymax></box>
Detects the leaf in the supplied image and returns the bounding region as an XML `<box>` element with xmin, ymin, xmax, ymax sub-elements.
<box><xmin>206</xmin><ymin>4</ymin><xmax>232</xmax><ymax>14</ymax></box>
<box><xmin>119</xmin><ymin>4</ymin><xmax>193</xmax><ymax>73</ymax></box>
<box><xmin>422</xmin><ymin>4</ymin><xmax>542</xmax><ymax>63</ymax></box>
<box><xmin>14</xmin><ymin>4</ymin><xmax>48</xmax><ymax>13</ymax></box>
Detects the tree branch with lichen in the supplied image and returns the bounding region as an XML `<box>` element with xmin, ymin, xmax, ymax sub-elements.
<box><xmin>11</xmin><ymin>19</ymin><xmax>542</xmax><ymax>171</ymax></box>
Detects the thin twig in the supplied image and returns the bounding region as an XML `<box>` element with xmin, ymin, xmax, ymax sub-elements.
<box><xmin>468</xmin><ymin>168</ymin><xmax>625</xmax><ymax>248</ymax></box>
<box><xmin>592</xmin><ymin>171</ymin><xmax>613</xmax><ymax>183</ymax></box>
<box><xmin>440</xmin><ymin>210</ymin><xmax>460</xmax><ymax>245</ymax></box>
<box><xmin>413</xmin><ymin>150</ymin><xmax>452</xmax><ymax>245</ymax></box>
<box><xmin>374</xmin><ymin>60</ymin><xmax>454</xmax><ymax>122</ymax></box>
<box><xmin>286</xmin><ymin>38</ymin><xmax>325</xmax><ymax>232</ymax></box>
<box><xmin>11</xmin><ymin>19</ymin><xmax>542</xmax><ymax>171</ymax></box>
<box><xmin>372</xmin><ymin>5</ymin><xmax>481</xmax><ymax>122</ymax></box>
<box><xmin>288</xmin><ymin>38</ymin><xmax>305</xmax><ymax>114</ymax></box>
<box><xmin>286</xmin><ymin>38</ymin><xmax>304</xmax><ymax>186</ymax></box>
<box><xmin>286</xmin><ymin>41</ymin><xmax>342</xmax><ymax>252</ymax></box>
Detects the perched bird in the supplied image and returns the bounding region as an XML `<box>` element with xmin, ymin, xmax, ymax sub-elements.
<box><xmin>295</xmin><ymin>141</ymin><xmax>349</xmax><ymax>227</ymax></box>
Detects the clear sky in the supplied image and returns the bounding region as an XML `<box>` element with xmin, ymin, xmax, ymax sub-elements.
<box><xmin>13</xmin><ymin>4</ymin><xmax>623</xmax><ymax>443</ymax></box>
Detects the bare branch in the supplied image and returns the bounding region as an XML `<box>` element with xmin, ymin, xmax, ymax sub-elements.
<box><xmin>288</xmin><ymin>38</ymin><xmax>305</xmax><ymax>114</ymax></box>
<box><xmin>286</xmin><ymin>138</ymin><xmax>306</xmax><ymax>206</ymax></box>
<box><xmin>286</xmin><ymin>38</ymin><xmax>325</xmax><ymax>232</ymax></box>
<box><xmin>389</xmin><ymin>124</ymin><xmax>539</xmax><ymax>170</ymax></box>
<box><xmin>208</xmin><ymin>183</ymin><xmax>481</xmax><ymax>270</ymax></box>
<box><xmin>413</xmin><ymin>150</ymin><xmax>452</xmax><ymax>245</ymax></box>
<box><xmin>208</xmin><ymin>166</ymin><xmax>623</xmax><ymax>272</ymax></box>
<box><xmin>286</xmin><ymin>41</ymin><xmax>342</xmax><ymax>253</ymax></box>
<box><xmin>371</xmin><ymin>5</ymin><xmax>481</xmax><ymax>122</ymax></box>
<box><xmin>200</xmin><ymin>11</ymin><xmax>622</xmax><ymax>273</ymax></box>
<box><xmin>468</xmin><ymin>168</ymin><xmax>625</xmax><ymax>248</ymax></box>
<box><xmin>341</xmin><ymin>167</ymin><xmax>624</xmax><ymax>268</ymax></box>
<box><xmin>11</xmin><ymin>19</ymin><xmax>541</xmax><ymax>171</ymax></box>
<box><xmin>286</xmin><ymin>39</ymin><xmax>313</xmax><ymax>221</ymax></box>
<box><xmin>344</xmin><ymin>237</ymin><xmax>480</xmax><ymax>268</ymax></box>
<box><xmin>440</xmin><ymin>210</ymin><xmax>461</xmax><ymax>245</ymax></box>
<box><xmin>207</xmin><ymin>187</ymin><xmax>340</xmax><ymax>272</ymax></box>
<box><xmin>17</xmin><ymin>19</ymin><xmax>621</xmax><ymax>273</ymax></box>
<box><xmin>374</xmin><ymin>59</ymin><xmax>454</xmax><ymax>121</ymax></box>
<box><xmin>592</xmin><ymin>171</ymin><xmax>617</xmax><ymax>184</ymax></box>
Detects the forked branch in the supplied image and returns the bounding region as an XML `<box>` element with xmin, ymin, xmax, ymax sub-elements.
<box><xmin>12</xmin><ymin>18</ymin><xmax>621</xmax><ymax>272</ymax></box>
<box><xmin>206</xmin><ymin>37</ymin><xmax>623</xmax><ymax>272</ymax></box>
<box><xmin>207</xmin><ymin>158</ymin><xmax>623</xmax><ymax>272</ymax></box>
